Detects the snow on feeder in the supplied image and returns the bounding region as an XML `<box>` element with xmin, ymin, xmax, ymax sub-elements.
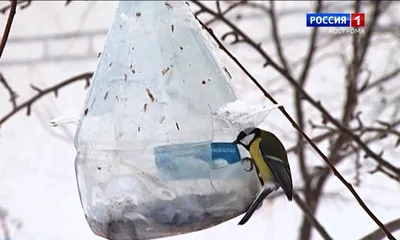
<box><xmin>74</xmin><ymin>1</ymin><xmax>275</xmax><ymax>240</ymax></box>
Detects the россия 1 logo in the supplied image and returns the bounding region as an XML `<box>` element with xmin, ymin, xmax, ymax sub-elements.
<box><xmin>306</xmin><ymin>13</ymin><xmax>365</xmax><ymax>34</ymax></box>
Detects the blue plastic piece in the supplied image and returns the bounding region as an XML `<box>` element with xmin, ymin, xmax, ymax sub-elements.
<box><xmin>154</xmin><ymin>142</ymin><xmax>241</xmax><ymax>180</ymax></box>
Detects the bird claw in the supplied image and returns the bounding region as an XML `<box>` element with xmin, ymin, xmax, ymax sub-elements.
<box><xmin>241</xmin><ymin>157</ymin><xmax>254</xmax><ymax>172</ymax></box>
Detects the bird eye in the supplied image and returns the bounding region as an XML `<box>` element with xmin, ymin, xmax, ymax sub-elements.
<box><xmin>237</xmin><ymin>131</ymin><xmax>246</xmax><ymax>140</ymax></box>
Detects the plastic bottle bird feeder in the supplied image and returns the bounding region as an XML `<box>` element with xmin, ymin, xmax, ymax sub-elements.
<box><xmin>74</xmin><ymin>1</ymin><xmax>264</xmax><ymax>240</ymax></box>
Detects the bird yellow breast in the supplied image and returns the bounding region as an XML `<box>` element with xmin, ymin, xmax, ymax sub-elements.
<box><xmin>249</xmin><ymin>138</ymin><xmax>273</xmax><ymax>183</ymax></box>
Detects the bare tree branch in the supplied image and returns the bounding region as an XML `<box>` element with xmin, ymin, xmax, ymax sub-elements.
<box><xmin>0</xmin><ymin>0</ymin><xmax>17</xmax><ymax>58</ymax></box>
<box><xmin>361</xmin><ymin>67</ymin><xmax>400</xmax><ymax>93</ymax></box>
<box><xmin>0</xmin><ymin>72</ymin><xmax>93</xmax><ymax>126</ymax></box>
<box><xmin>369</xmin><ymin>165</ymin><xmax>400</xmax><ymax>183</ymax></box>
<box><xmin>360</xmin><ymin>218</ymin><xmax>400</xmax><ymax>240</ymax></box>
<box><xmin>311</xmin><ymin>119</ymin><xmax>400</xmax><ymax>178</ymax></box>
<box><xmin>287</xmin><ymin>118</ymin><xmax>400</xmax><ymax>157</ymax></box>
<box><xmin>192</xmin><ymin>0</ymin><xmax>400</xmax><ymax>178</ymax></box>
<box><xmin>287</xmin><ymin>131</ymin><xmax>336</xmax><ymax>154</ymax></box>
<box><xmin>293</xmin><ymin>193</ymin><xmax>333</xmax><ymax>240</ymax></box>
<box><xmin>268</xmin><ymin>0</ymin><xmax>291</xmax><ymax>72</ymax></box>
<box><xmin>193</xmin><ymin>8</ymin><xmax>395</xmax><ymax>239</ymax></box>
<box><xmin>0</xmin><ymin>0</ymin><xmax>30</xmax><ymax>14</ymax></box>
<box><xmin>204</xmin><ymin>1</ymin><xmax>245</xmax><ymax>26</ymax></box>
<box><xmin>0</xmin><ymin>73</ymin><xmax>17</xmax><ymax>109</ymax></box>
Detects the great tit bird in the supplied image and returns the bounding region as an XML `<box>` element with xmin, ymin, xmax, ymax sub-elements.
<box><xmin>233</xmin><ymin>127</ymin><xmax>293</xmax><ymax>225</ymax></box>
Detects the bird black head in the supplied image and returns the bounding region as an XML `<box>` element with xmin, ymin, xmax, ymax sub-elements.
<box><xmin>233</xmin><ymin>127</ymin><xmax>261</xmax><ymax>150</ymax></box>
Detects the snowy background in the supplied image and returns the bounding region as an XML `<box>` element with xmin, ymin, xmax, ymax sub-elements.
<box><xmin>0</xmin><ymin>1</ymin><xmax>399</xmax><ymax>240</ymax></box>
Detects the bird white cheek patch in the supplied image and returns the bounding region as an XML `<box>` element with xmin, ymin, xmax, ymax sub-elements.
<box><xmin>240</xmin><ymin>133</ymin><xmax>255</xmax><ymax>146</ymax></box>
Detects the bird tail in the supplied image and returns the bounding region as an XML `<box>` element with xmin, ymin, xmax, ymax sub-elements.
<box><xmin>238</xmin><ymin>186</ymin><xmax>275</xmax><ymax>225</ymax></box>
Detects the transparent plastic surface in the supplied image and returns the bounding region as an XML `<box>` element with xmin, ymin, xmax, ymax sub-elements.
<box><xmin>74</xmin><ymin>1</ymin><xmax>260</xmax><ymax>240</ymax></box>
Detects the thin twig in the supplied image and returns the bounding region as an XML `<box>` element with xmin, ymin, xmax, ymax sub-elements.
<box><xmin>268</xmin><ymin>0</ymin><xmax>291</xmax><ymax>72</ymax></box>
<box><xmin>313</xmin><ymin>119</ymin><xmax>400</xmax><ymax>179</ymax></box>
<box><xmin>0</xmin><ymin>0</ymin><xmax>17</xmax><ymax>58</ymax></box>
<box><xmin>361</xmin><ymin>67</ymin><xmax>400</xmax><ymax>93</ymax></box>
<box><xmin>204</xmin><ymin>1</ymin><xmax>245</xmax><ymax>26</ymax></box>
<box><xmin>193</xmin><ymin>11</ymin><xmax>395</xmax><ymax>239</ymax></box>
<box><xmin>358</xmin><ymin>1</ymin><xmax>388</xmax><ymax>68</ymax></box>
<box><xmin>293</xmin><ymin>193</ymin><xmax>333</xmax><ymax>240</ymax></box>
<box><xmin>287</xmin><ymin>130</ymin><xmax>336</xmax><ymax>154</ymax></box>
<box><xmin>287</xmin><ymin>119</ymin><xmax>400</xmax><ymax>155</ymax></box>
<box><xmin>360</xmin><ymin>218</ymin><xmax>400</xmax><ymax>240</ymax></box>
<box><xmin>0</xmin><ymin>0</ymin><xmax>30</xmax><ymax>14</ymax></box>
<box><xmin>215</xmin><ymin>0</ymin><xmax>221</xmax><ymax>14</ymax></box>
<box><xmin>0</xmin><ymin>72</ymin><xmax>93</xmax><ymax>126</ymax></box>
<box><xmin>0</xmin><ymin>73</ymin><xmax>17</xmax><ymax>109</ymax></box>
<box><xmin>369</xmin><ymin>165</ymin><xmax>400</xmax><ymax>183</ymax></box>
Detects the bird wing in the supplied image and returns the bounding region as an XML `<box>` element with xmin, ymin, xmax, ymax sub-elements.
<box><xmin>238</xmin><ymin>185</ymin><xmax>275</xmax><ymax>225</ymax></box>
<box><xmin>259</xmin><ymin>139</ymin><xmax>293</xmax><ymax>200</ymax></box>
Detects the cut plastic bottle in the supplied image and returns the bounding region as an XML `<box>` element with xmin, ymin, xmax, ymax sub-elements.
<box><xmin>74</xmin><ymin>1</ymin><xmax>261</xmax><ymax>240</ymax></box>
